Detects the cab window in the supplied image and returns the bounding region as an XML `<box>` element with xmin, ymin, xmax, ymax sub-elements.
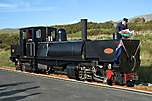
<box><xmin>36</xmin><ymin>29</ymin><xmax>41</xmax><ymax>38</ymax></box>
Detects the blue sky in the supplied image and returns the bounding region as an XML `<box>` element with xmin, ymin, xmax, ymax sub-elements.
<box><xmin>0</xmin><ymin>0</ymin><xmax>152</xmax><ymax>28</ymax></box>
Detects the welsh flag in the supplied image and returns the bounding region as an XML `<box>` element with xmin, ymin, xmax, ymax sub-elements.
<box><xmin>119</xmin><ymin>29</ymin><xmax>133</xmax><ymax>37</ymax></box>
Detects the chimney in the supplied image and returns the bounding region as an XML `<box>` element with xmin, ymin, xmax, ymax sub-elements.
<box><xmin>81</xmin><ymin>19</ymin><xmax>87</xmax><ymax>41</ymax></box>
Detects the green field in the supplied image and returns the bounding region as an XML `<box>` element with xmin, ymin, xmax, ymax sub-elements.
<box><xmin>0</xmin><ymin>50</ymin><xmax>15</xmax><ymax>67</ymax></box>
<box><xmin>138</xmin><ymin>65</ymin><xmax>152</xmax><ymax>82</ymax></box>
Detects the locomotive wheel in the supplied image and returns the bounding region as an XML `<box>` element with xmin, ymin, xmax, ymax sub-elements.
<box><xmin>46</xmin><ymin>67</ymin><xmax>55</xmax><ymax>74</ymax></box>
<box><xmin>21</xmin><ymin>63</ymin><xmax>33</xmax><ymax>72</ymax></box>
<box><xmin>21</xmin><ymin>64</ymin><xmax>26</xmax><ymax>71</ymax></box>
<box><xmin>16</xmin><ymin>64</ymin><xmax>21</xmax><ymax>70</ymax></box>
<box><xmin>126</xmin><ymin>80</ymin><xmax>135</xmax><ymax>87</ymax></box>
<box><xmin>78</xmin><ymin>66</ymin><xmax>87</xmax><ymax>81</ymax></box>
<box><xmin>15</xmin><ymin>60</ymin><xmax>22</xmax><ymax>70</ymax></box>
<box><xmin>66</xmin><ymin>65</ymin><xmax>78</xmax><ymax>79</ymax></box>
<box><xmin>32</xmin><ymin>67</ymin><xmax>36</xmax><ymax>73</ymax></box>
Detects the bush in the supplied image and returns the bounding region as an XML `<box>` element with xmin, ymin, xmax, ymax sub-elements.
<box><xmin>0</xmin><ymin>50</ymin><xmax>15</xmax><ymax>67</ymax></box>
<box><xmin>0</xmin><ymin>33</ymin><xmax>19</xmax><ymax>50</ymax></box>
<box><xmin>137</xmin><ymin>65</ymin><xmax>152</xmax><ymax>83</ymax></box>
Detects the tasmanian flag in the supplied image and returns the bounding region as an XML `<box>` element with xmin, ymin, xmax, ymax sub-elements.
<box><xmin>114</xmin><ymin>40</ymin><xmax>123</xmax><ymax>64</ymax></box>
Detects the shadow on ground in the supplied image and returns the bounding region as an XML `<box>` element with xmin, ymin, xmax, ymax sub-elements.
<box><xmin>0</xmin><ymin>81</ymin><xmax>33</xmax><ymax>88</ymax></box>
<box><xmin>0</xmin><ymin>92</ymin><xmax>41</xmax><ymax>101</ymax></box>
<box><xmin>0</xmin><ymin>81</ymin><xmax>41</xmax><ymax>101</ymax></box>
<box><xmin>0</xmin><ymin>88</ymin><xmax>7</xmax><ymax>91</ymax></box>
<box><xmin>0</xmin><ymin>86</ymin><xmax>40</xmax><ymax>97</ymax></box>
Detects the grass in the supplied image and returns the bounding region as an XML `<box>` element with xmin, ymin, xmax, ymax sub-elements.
<box><xmin>137</xmin><ymin>65</ymin><xmax>152</xmax><ymax>83</ymax></box>
<box><xmin>67</xmin><ymin>31</ymin><xmax>112</xmax><ymax>40</ymax></box>
<box><xmin>132</xmin><ymin>33</ymin><xmax>152</xmax><ymax>65</ymax></box>
<box><xmin>0</xmin><ymin>50</ymin><xmax>15</xmax><ymax>67</ymax></box>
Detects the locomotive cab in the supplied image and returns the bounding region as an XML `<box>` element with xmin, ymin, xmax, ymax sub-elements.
<box><xmin>20</xmin><ymin>27</ymin><xmax>67</xmax><ymax>42</ymax></box>
<box><xmin>18</xmin><ymin>27</ymin><xmax>68</xmax><ymax>57</ymax></box>
<box><xmin>10</xmin><ymin>27</ymin><xmax>67</xmax><ymax>64</ymax></box>
<box><xmin>20</xmin><ymin>27</ymin><xmax>58</xmax><ymax>43</ymax></box>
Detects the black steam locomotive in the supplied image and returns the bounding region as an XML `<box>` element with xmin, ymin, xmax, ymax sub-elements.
<box><xmin>10</xmin><ymin>19</ymin><xmax>140</xmax><ymax>86</ymax></box>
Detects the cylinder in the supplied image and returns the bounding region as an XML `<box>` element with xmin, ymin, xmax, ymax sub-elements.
<box><xmin>81</xmin><ymin>19</ymin><xmax>88</xmax><ymax>41</ymax></box>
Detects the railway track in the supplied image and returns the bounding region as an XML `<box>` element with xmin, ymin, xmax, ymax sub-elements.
<box><xmin>0</xmin><ymin>66</ymin><xmax>152</xmax><ymax>95</ymax></box>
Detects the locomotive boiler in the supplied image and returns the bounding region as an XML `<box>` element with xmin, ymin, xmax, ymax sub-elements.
<box><xmin>10</xmin><ymin>19</ymin><xmax>140</xmax><ymax>86</ymax></box>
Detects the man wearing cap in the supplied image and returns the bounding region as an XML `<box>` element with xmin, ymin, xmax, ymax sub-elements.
<box><xmin>106</xmin><ymin>64</ymin><xmax>114</xmax><ymax>86</ymax></box>
<box><xmin>116</xmin><ymin>18</ymin><xmax>129</xmax><ymax>39</ymax></box>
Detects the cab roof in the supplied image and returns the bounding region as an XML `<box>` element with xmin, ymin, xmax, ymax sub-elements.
<box><xmin>19</xmin><ymin>26</ymin><xmax>56</xmax><ymax>30</ymax></box>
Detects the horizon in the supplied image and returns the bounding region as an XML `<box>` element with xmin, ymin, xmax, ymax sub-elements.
<box><xmin>0</xmin><ymin>13</ymin><xmax>151</xmax><ymax>30</ymax></box>
<box><xmin>0</xmin><ymin>0</ymin><xmax>152</xmax><ymax>29</ymax></box>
